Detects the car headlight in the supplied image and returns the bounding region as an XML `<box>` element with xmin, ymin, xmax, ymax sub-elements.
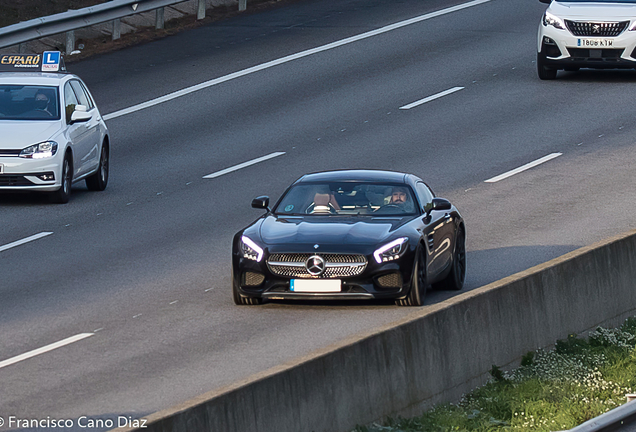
<box><xmin>543</xmin><ymin>11</ymin><xmax>565</xmax><ymax>30</ymax></box>
<box><xmin>629</xmin><ymin>21</ymin><xmax>636</xmax><ymax>31</ymax></box>
<box><xmin>374</xmin><ymin>237</ymin><xmax>409</xmax><ymax>264</ymax></box>
<box><xmin>240</xmin><ymin>235</ymin><xmax>264</xmax><ymax>262</ymax></box>
<box><xmin>20</xmin><ymin>141</ymin><xmax>58</xmax><ymax>159</ymax></box>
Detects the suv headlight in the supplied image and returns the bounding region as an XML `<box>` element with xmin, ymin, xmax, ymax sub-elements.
<box><xmin>543</xmin><ymin>11</ymin><xmax>565</xmax><ymax>30</ymax></box>
<box><xmin>374</xmin><ymin>237</ymin><xmax>409</xmax><ymax>264</ymax></box>
<box><xmin>20</xmin><ymin>141</ymin><xmax>58</xmax><ymax>159</ymax></box>
<box><xmin>240</xmin><ymin>236</ymin><xmax>264</xmax><ymax>262</ymax></box>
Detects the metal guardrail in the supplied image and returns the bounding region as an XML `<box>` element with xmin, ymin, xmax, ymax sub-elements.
<box><xmin>0</xmin><ymin>0</ymin><xmax>249</xmax><ymax>52</ymax></box>
<box><xmin>565</xmin><ymin>398</ymin><xmax>636</xmax><ymax>432</ymax></box>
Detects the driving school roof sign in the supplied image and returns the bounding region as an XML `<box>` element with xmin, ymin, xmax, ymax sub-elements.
<box><xmin>0</xmin><ymin>52</ymin><xmax>65</xmax><ymax>72</ymax></box>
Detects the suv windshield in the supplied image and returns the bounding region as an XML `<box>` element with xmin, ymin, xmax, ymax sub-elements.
<box><xmin>0</xmin><ymin>85</ymin><xmax>60</xmax><ymax>120</ymax></box>
<box><xmin>275</xmin><ymin>182</ymin><xmax>419</xmax><ymax>216</ymax></box>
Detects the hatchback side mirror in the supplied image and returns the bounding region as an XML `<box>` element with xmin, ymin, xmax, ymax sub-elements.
<box><xmin>70</xmin><ymin>105</ymin><xmax>91</xmax><ymax>123</ymax></box>
<box><xmin>251</xmin><ymin>196</ymin><xmax>270</xmax><ymax>211</ymax></box>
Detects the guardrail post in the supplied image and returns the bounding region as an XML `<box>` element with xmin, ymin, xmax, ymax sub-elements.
<box><xmin>112</xmin><ymin>19</ymin><xmax>121</xmax><ymax>40</ymax></box>
<box><xmin>65</xmin><ymin>30</ymin><xmax>75</xmax><ymax>54</ymax></box>
<box><xmin>155</xmin><ymin>8</ymin><xmax>165</xmax><ymax>29</ymax></box>
<box><xmin>239</xmin><ymin>0</ymin><xmax>247</xmax><ymax>12</ymax></box>
<box><xmin>197</xmin><ymin>0</ymin><xmax>206</xmax><ymax>19</ymax></box>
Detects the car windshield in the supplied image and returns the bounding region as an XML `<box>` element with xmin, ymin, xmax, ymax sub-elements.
<box><xmin>274</xmin><ymin>182</ymin><xmax>419</xmax><ymax>216</ymax></box>
<box><xmin>0</xmin><ymin>85</ymin><xmax>61</xmax><ymax>120</ymax></box>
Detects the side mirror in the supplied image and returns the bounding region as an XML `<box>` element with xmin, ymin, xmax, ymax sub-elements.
<box><xmin>70</xmin><ymin>105</ymin><xmax>91</xmax><ymax>123</ymax></box>
<box><xmin>251</xmin><ymin>196</ymin><xmax>270</xmax><ymax>211</ymax></box>
<box><xmin>431</xmin><ymin>198</ymin><xmax>452</xmax><ymax>211</ymax></box>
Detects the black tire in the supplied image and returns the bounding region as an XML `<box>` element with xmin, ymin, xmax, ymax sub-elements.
<box><xmin>232</xmin><ymin>274</ymin><xmax>263</xmax><ymax>305</ymax></box>
<box><xmin>433</xmin><ymin>226</ymin><xmax>466</xmax><ymax>291</ymax></box>
<box><xmin>537</xmin><ymin>53</ymin><xmax>558</xmax><ymax>80</ymax></box>
<box><xmin>86</xmin><ymin>143</ymin><xmax>109</xmax><ymax>191</ymax></box>
<box><xmin>396</xmin><ymin>247</ymin><xmax>427</xmax><ymax>306</ymax></box>
<box><xmin>50</xmin><ymin>156</ymin><xmax>72</xmax><ymax>204</ymax></box>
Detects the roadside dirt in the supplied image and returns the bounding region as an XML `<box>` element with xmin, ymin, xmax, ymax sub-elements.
<box><xmin>0</xmin><ymin>0</ymin><xmax>110</xmax><ymax>28</ymax></box>
<box><xmin>0</xmin><ymin>0</ymin><xmax>302</xmax><ymax>62</ymax></box>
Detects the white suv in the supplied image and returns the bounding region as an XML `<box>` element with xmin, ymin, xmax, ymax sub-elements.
<box><xmin>537</xmin><ymin>0</ymin><xmax>636</xmax><ymax>79</ymax></box>
<box><xmin>0</xmin><ymin>52</ymin><xmax>109</xmax><ymax>203</ymax></box>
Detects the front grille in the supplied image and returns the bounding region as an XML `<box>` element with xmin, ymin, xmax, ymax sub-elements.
<box><xmin>243</xmin><ymin>272</ymin><xmax>265</xmax><ymax>286</ymax></box>
<box><xmin>565</xmin><ymin>20</ymin><xmax>628</xmax><ymax>37</ymax></box>
<box><xmin>267</xmin><ymin>253</ymin><xmax>367</xmax><ymax>279</ymax></box>
<box><xmin>567</xmin><ymin>48</ymin><xmax>623</xmax><ymax>60</ymax></box>
<box><xmin>376</xmin><ymin>273</ymin><xmax>402</xmax><ymax>289</ymax></box>
<box><xmin>0</xmin><ymin>175</ymin><xmax>35</xmax><ymax>186</ymax></box>
<box><xmin>0</xmin><ymin>149</ymin><xmax>21</xmax><ymax>157</ymax></box>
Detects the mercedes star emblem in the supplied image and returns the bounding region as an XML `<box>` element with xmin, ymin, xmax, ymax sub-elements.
<box><xmin>305</xmin><ymin>255</ymin><xmax>326</xmax><ymax>276</ymax></box>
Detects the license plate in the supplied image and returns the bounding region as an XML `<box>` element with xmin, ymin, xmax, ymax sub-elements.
<box><xmin>578</xmin><ymin>38</ymin><xmax>613</xmax><ymax>48</ymax></box>
<box><xmin>290</xmin><ymin>279</ymin><xmax>341</xmax><ymax>293</ymax></box>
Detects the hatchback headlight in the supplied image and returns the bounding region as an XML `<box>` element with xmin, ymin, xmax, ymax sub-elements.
<box><xmin>374</xmin><ymin>237</ymin><xmax>409</xmax><ymax>264</ymax></box>
<box><xmin>20</xmin><ymin>141</ymin><xmax>58</xmax><ymax>159</ymax></box>
<box><xmin>543</xmin><ymin>11</ymin><xmax>565</xmax><ymax>30</ymax></box>
<box><xmin>240</xmin><ymin>236</ymin><xmax>264</xmax><ymax>262</ymax></box>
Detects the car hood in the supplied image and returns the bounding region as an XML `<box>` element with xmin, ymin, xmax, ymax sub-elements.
<box><xmin>549</xmin><ymin>1</ymin><xmax>636</xmax><ymax>19</ymax></box>
<box><xmin>258</xmin><ymin>215</ymin><xmax>411</xmax><ymax>246</ymax></box>
<box><xmin>0</xmin><ymin>121</ymin><xmax>61</xmax><ymax>149</ymax></box>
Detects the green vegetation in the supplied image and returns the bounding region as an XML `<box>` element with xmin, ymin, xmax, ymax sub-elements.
<box><xmin>355</xmin><ymin>318</ymin><xmax>636</xmax><ymax>432</ymax></box>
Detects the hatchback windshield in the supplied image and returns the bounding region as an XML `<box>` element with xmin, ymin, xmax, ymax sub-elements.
<box><xmin>275</xmin><ymin>182</ymin><xmax>419</xmax><ymax>216</ymax></box>
<box><xmin>0</xmin><ymin>85</ymin><xmax>60</xmax><ymax>120</ymax></box>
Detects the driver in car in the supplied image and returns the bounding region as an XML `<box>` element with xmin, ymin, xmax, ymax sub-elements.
<box><xmin>32</xmin><ymin>90</ymin><xmax>54</xmax><ymax>117</ymax></box>
<box><xmin>384</xmin><ymin>186</ymin><xmax>415</xmax><ymax>213</ymax></box>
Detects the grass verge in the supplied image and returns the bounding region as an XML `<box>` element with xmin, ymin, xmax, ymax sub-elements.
<box><xmin>355</xmin><ymin>317</ymin><xmax>636</xmax><ymax>432</ymax></box>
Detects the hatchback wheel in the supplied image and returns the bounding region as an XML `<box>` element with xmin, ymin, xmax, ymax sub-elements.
<box><xmin>86</xmin><ymin>143</ymin><xmax>109</xmax><ymax>191</ymax></box>
<box><xmin>50</xmin><ymin>156</ymin><xmax>72</xmax><ymax>204</ymax></box>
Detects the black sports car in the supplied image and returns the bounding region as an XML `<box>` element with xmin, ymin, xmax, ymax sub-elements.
<box><xmin>231</xmin><ymin>170</ymin><xmax>466</xmax><ymax>306</ymax></box>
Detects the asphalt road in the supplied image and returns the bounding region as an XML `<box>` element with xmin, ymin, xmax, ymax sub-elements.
<box><xmin>2</xmin><ymin>0</ymin><xmax>636</xmax><ymax>428</ymax></box>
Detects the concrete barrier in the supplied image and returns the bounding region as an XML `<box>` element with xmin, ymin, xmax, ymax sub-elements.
<box><xmin>114</xmin><ymin>229</ymin><xmax>636</xmax><ymax>432</ymax></box>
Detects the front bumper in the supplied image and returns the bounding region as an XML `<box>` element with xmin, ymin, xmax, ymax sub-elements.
<box><xmin>233</xmin><ymin>247</ymin><xmax>417</xmax><ymax>301</ymax></box>
<box><xmin>538</xmin><ymin>23</ymin><xmax>636</xmax><ymax>69</ymax></box>
<box><xmin>0</xmin><ymin>155</ymin><xmax>62</xmax><ymax>191</ymax></box>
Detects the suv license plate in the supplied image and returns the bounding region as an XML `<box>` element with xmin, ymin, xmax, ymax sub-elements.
<box><xmin>578</xmin><ymin>38</ymin><xmax>613</xmax><ymax>47</ymax></box>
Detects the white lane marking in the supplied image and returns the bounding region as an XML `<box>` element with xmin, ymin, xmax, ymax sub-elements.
<box><xmin>203</xmin><ymin>152</ymin><xmax>285</xmax><ymax>179</ymax></box>
<box><xmin>0</xmin><ymin>333</ymin><xmax>93</xmax><ymax>370</ymax></box>
<box><xmin>0</xmin><ymin>232</ymin><xmax>53</xmax><ymax>253</ymax></box>
<box><xmin>103</xmin><ymin>0</ymin><xmax>491</xmax><ymax>121</ymax></box>
<box><xmin>485</xmin><ymin>153</ymin><xmax>563</xmax><ymax>183</ymax></box>
<box><xmin>399</xmin><ymin>86</ymin><xmax>465</xmax><ymax>110</ymax></box>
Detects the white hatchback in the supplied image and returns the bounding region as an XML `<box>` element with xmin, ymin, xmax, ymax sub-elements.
<box><xmin>0</xmin><ymin>53</ymin><xmax>109</xmax><ymax>203</ymax></box>
<box><xmin>537</xmin><ymin>0</ymin><xmax>636</xmax><ymax>79</ymax></box>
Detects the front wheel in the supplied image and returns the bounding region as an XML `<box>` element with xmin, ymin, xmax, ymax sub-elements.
<box><xmin>396</xmin><ymin>247</ymin><xmax>427</xmax><ymax>306</ymax></box>
<box><xmin>537</xmin><ymin>53</ymin><xmax>558</xmax><ymax>80</ymax></box>
<box><xmin>232</xmin><ymin>274</ymin><xmax>263</xmax><ymax>305</ymax></box>
<box><xmin>86</xmin><ymin>143</ymin><xmax>109</xmax><ymax>191</ymax></box>
<box><xmin>50</xmin><ymin>156</ymin><xmax>72</xmax><ymax>204</ymax></box>
<box><xmin>433</xmin><ymin>226</ymin><xmax>466</xmax><ymax>291</ymax></box>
